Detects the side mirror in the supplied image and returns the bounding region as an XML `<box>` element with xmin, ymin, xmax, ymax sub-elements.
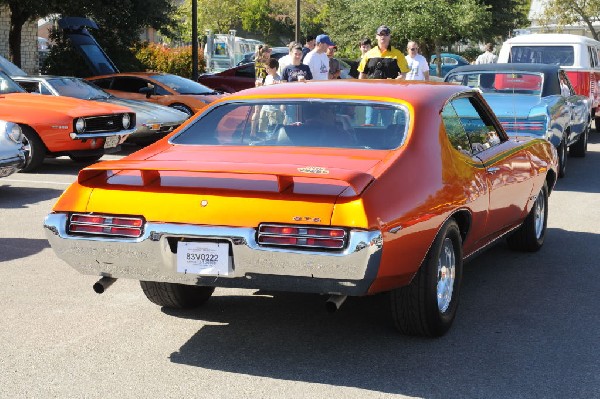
<box><xmin>139</xmin><ymin>84</ymin><xmax>155</xmax><ymax>98</ymax></box>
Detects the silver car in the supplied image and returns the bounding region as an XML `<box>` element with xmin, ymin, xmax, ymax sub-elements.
<box><xmin>0</xmin><ymin>120</ymin><xmax>25</xmax><ymax>178</ymax></box>
<box><xmin>13</xmin><ymin>76</ymin><xmax>189</xmax><ymax>144</ymax></box>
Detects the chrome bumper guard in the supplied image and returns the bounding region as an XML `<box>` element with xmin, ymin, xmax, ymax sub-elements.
<box><xmin>44</xmin><ymin>213</ymin><xmax>383</xmax><ymax>295</ymax></box>
<box><xmin>69</xmin><ymin>128</ymin><xmax>135</xmax><ymax>140</ymax></box>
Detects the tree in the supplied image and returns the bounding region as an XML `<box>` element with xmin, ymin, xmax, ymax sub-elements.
<box><xmin>0</xmin><ymin>0</ymin><xmax>59</xmax><ymax>67</ymax></box>
<box><xmin>44</xmin><ymin>0</ymin><xmax>176</xmax><ymax>76</ymax></box>
<box><xmin>325</xmin><ymin>0</ymin><xmax>491</xmax><ymax>74</ymax></box>
<box><xmin>538</xmin><ymin>0</ymin><xmax>600</xmax><ymax>40</ymax></box>
<box><xmin>480</xmin><ymin>0</ymin><xmax>530</xmax><ymax>41</ymax></box>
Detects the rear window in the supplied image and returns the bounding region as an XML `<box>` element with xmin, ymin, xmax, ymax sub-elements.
<box><xmin>509</xmin><ymin>45</ymin><xmax>574</xmax><ymax>66</ymax></box>
<box><xmin>171</xmin><ymin>101</ymin><xmax>409</xmax><ymax>150</ymax></box>
<box><xmin>446</xmin><ymin>72</ymin><xmax>543</xmax><ymax>95</ymax></box>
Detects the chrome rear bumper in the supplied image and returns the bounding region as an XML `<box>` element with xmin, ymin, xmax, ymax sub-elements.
<box><xmin>44</xmin><ymin>213</ymin><xmax>383</xmax><ymax>295</ymax></box>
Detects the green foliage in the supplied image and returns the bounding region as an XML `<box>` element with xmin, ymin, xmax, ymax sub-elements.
<box><xmin>134</xmin><ymin>43</ymin><xmax>206</xmax><ymax>78</ymax></box>
<box><xmin>538</xmin><ymin>0</ymin><xmax>600</xmax><ymax>40</ymax></box>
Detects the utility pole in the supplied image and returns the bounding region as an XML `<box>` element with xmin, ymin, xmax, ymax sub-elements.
<box><xmin>295</xmin><ymin>0</ymin><xmax>300</xmax><ymax>43</ymax></box>
<box><xmin>192</xmin><ymin>0</ymin><xmax>199</xmax><ymax>81</ymax></box>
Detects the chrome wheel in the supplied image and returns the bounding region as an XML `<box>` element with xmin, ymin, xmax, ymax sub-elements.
<box><xmin>437</xmin><ymin>238</ymin><xmax>456</xmax><ymax>313</ymax></box>
<box><xmin>533</xmin><ymin>192</ymin><xmax>546</xmax><ymax>239</ymax></box>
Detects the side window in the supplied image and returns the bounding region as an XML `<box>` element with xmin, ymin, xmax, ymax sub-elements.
<box><xmin>235</xmin><ymin>64</ymin><xmax>255</xmax><ymax>78</ymax></box>
<box><xmin>91</xmin><ymin>78</ymin><xmax>112</xmax><ymax>89</ymax></box>
<box><xmin>153</xmin><ymin>84</ymin><xmax>170</xmax><ymax>95</ymax></box>
<box><xmin>16</xmin><ymin>81</ymin><xmax>40</xmax><ymax>93</ymax></box>
<box><xmin>442</xmin><ymin>101</ymin><xmax>472</xmax><ymax>156</ymax></box>
<box><xmin>559</xmin><ymin>70</ymin><xmax>574</xmax><ymax>96</ymax></box>
<box><xmin>442</xmin><ymin>96</ymin><xmax>502</xmax><ymax>155</ymax></box>
<box><xmin>588</xmin><ymin>46</ymin><xmax>596</xmax><ymax>68</ymax></box>
<box><xmin>111</xmin><ymin>77</ymin><xmax>148</xmax><ymax>93</ymax></box>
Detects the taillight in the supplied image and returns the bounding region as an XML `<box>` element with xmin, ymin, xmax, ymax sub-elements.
<box><xmin>500</xmin><ymin>120</ymin><xmax>546</xmax><ymax>135</ymax></box>
<box><xmin>68</xmin><ymin>213</ymin><xmax>144</xmax><ymax>238</ymax></box>
<box><xmin>257</xmin><ymin>224</ymin><xmax>347</xmax><ymax>250</ymax></box>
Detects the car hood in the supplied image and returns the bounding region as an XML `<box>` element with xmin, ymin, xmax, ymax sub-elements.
<box><xmin>480</xmin><ymin>94</ymin><xmax>546</xmax><ymax>118</ymax></box>
<box><xmin>59</xmin><ymin>146</ymin><xmax>383</xmax><ymax>227</ymax></box>
<box><xmin>0</xmin><ymin>93</ymin><xmax>131</xmax><ymax>117</ymax></box>
<box><xmin>95</xmin><ymin>97</ymin><xmax>188</xmax><ymax>125</ymax></box>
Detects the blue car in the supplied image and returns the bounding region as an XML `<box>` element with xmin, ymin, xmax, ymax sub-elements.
<box><xmin>429</xmin><ymin>53</ymin><xmax>469</xmax><ymax>78</ymax></box>
<box><xmin>445</xmin><ymin>63</ymin><xmax>591</xmax><ymax>178</ymax></box>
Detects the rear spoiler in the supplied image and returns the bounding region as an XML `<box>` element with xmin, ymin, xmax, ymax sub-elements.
<box><xmin>78</xmin><ymin>160</ymin><xmax>375</xmax><ymax>196</ymax></box>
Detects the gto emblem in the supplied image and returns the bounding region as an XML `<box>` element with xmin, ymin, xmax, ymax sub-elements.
<box><xmin>293</xmin><ymin>216</ymin><xmax>321</xmax><ymax>223</ymax></box>
<box><xmin>200</xmin><ymin>200</ymin><xmax>208</xmax><ymax>207</ymax></box>
<box><xmin>297</xmin><ymin>166</ymin><xmax>329</xmax><ymax>174</ymax></box>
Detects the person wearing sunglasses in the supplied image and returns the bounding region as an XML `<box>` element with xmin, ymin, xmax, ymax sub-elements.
<box><xmin>405</xmin><ymin>41</ymin><xmax>430</xmax><ymax>81</ymax></box>
<box><xmin>357</xmin><ymin>25</ymin><xmax>408</xmax><ymax>80</ymax></box>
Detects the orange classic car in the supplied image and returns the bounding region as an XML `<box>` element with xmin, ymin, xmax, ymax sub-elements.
<box><xmin>44</xmin><ymin>80</ymin><xmax>558</xmax><ymax>337</ymax></box>
<box><xmin>86</xmin><ymin>72</ymin><xmax>223</xmax><ymax>117</ymax></box>
<box><xmin>0</xmin><ymin>71</ymin><xmax>135</xmax><ymax>172</ymax></box>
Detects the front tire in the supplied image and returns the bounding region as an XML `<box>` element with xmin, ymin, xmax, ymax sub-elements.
<box><xmin>20</xmin><ymin>126</ymin><xmax>46</xmax><ymax>172</ymax></box>
<box><xmin>140</xmin><ymin>281</ymin><xmax>214</xmax><ymax>309</ymax></box>
<box><xmin>68</xmin><ymin>154</ymin><xmax>103</xmax><ymax>163</ymax></box>
<box><xmin>506</xmin><ymin>182</ymin><xmax>548</xmax><ymax>252</ymax></box>
<box><xmin>390</xmin><ymin>219</ymin><xmax>463</xmax><ymax>337</ymax></box>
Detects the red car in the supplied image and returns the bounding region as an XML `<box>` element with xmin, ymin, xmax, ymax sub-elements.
<box><xmin>197</xmin><ymin>62</ymin><xmax>256</xmax><ymax>93</ymax></box>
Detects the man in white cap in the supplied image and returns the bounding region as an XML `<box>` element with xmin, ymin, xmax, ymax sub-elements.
<box><xmin>304</xmin><ymin>34</ymin><xmax>334</xmax><ymax>81</ymax></box>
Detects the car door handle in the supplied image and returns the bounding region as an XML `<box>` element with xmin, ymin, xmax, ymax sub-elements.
<box><xmin>487</xmin><ymin>167</ymin><xmax>500</xmax><ymax>174</ymax></box>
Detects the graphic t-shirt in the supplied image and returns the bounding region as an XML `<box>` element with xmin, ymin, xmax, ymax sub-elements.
<box><xmin>282</xmin><ymin>64</ymin><xmax>313</xmax><ymax>82</ymax></box>
<box><xmin>304</xmin><ymin>51</ymin><xmax>330</xmax><ymax>80</ymax></box>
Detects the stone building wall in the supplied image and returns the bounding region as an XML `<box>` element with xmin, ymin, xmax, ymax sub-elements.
<box><xmin>0</xmin><ymin>5</ymin><xmax>39</xmax><ymax>74</ymax></box>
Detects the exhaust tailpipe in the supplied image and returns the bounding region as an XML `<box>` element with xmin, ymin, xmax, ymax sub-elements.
<box><xmin>93</xmin><ymin>277</ymin><xmax>117</xmax><ymax>294</ymax></box>
<box><xmin>325</xmin><ymin>295</ymin><xmax>347</xmax><ymax>313</ymax></box>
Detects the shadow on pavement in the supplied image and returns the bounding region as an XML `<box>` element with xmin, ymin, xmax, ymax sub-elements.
<box><xmin>0</xmin><ymin>238</ymin><xmax>50</xmax><ymax>262</ymax></box>
<box><xmin>165</xmin><ymin>228</ymin><xmax>598</xmax><ymax>398</ymax></box>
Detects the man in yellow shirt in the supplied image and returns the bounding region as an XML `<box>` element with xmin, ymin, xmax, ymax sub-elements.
<box><xmin>358</xmin><ymin>25</ymin><xmax>409</xmax><ymax>80</ymax></box>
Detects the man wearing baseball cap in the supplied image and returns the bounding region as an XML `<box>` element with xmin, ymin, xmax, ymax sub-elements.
<box><xmin>304</xmin><ymin>34</ymin><xmax>335</xmax><ymax>80</ymax></box>
<box><xmin>358</xmin><ymin>25</ymin><xmax>408</xmax><ymax>80</ymax></box>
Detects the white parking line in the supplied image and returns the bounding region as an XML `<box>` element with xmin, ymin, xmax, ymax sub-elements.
<box><xmin>2</xmin><ymin>178</ymin><xmax>72</xmax><ymax>186</ymax></box>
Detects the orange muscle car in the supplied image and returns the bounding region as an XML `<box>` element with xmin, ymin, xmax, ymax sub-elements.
<box><xmin>87</xmin><ymin>72</ymin><xmax>223</xmax><ymax>117</ymax></box>
<box><xmin>44</xmin><ymin>80</ymin><xmax>558</xmax><ymax>337</ymax></box>
<box><xmin>0</xmin><ymin>71</ymin><xmax>135</xmax><ymax>172</ymax></box>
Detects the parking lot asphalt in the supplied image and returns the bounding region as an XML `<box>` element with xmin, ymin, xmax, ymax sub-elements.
<box><xmin>1</xmin><ymin>136</ymin><xmax>599</xmax><ymax>398</ymax></box>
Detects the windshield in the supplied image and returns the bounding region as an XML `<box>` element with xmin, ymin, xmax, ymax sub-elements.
<box><xmin>446</xmin><ymin>72</ymin><xmax>543</xmax><ymax>95</ymax></box>
<box><xmin>48</xmin><ymin>77</ymin><xmax>110</xmax><ymax>100</ymax></box>
<box><xmin>509</xmin><ymin>45</ymin><xmax>574</xmax><ymax>66</ymax></box>
<box><xmin>0</xmin><ymin>71</ymin><xmax>26</xmax><ymax>94</ymax></box>
<box><xmin>151</xmin><ymin>74</ymin><xmax>216</xmax><ymax>95</ymax></box>
<box><xmin>171</xmin><ymin>100</ymin><xmax>409</xmax><ymax>150</ymax></box>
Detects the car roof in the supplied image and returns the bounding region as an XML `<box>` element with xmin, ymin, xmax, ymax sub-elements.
<box><xmin>215</xmin><ymin>80</ymin><xmax>472</xmax><ymax>111</ymax></box>
<box><xmin>504</xmin><ymin>33</ymin><xmax>600</xmax><ymax>46</ymax></box>
<box><xmin>89</xmin><ymin>72</ymin><xmax>167</xmax><ymax>79</ymax></box>
<box><xmin>448</xmin><ymin>63</ymin><xmax>560</xmax><ymax>74</ymax></box>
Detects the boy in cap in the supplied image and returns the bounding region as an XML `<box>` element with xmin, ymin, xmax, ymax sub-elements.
<box><xmin>358</xmin><ymin>25</ymin><xmax>408</xmax><ymax>80</ymax></box>
<box><xmin>304</xmin><ymin>34</ymin><xmax>334</xmax><ymax>80</ymax></box>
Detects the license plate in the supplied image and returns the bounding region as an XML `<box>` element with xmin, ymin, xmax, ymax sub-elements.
<box><xmin>104</xmin><ymin>135</ymin><xmax>120</xmax><ymax>148</ymax></box>
<box><xmin>176</xmin><ymin>241</ymin><xmax>231</xmax><ymax>276</ymax></box>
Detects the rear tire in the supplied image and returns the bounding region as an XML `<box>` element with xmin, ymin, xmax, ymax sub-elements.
<box><xmin>506</xmin><ymin>181</ymin><xmax>548</xmax><ymax>252</ymax></box>
<box><xmin>595</xmin><ymin>116</ymin><xmax>600</xmax><ymax>133</ymax></box>
<box><xmin>140</xmin><ymin>281</ymin><xmax>214</xmax><ymax>309</ymax></box>
<box><xmin>20</xmin><ymin>126</ymin><xmax>46</xmax><ymax>172</ymax></box>
<box><xmin>569</xmin><ymin>125</ymin><xmax>588</xmax><ymax>157</ymax></box>
<box><xmin>557</xmin><ymin>140</ymin><xmax>567</xmax><ymax>178</ymax></box>
<box><xmin>390</xmin><ymin>219</ymin><xmax>463</xmax><ymax>337</ymax></box>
